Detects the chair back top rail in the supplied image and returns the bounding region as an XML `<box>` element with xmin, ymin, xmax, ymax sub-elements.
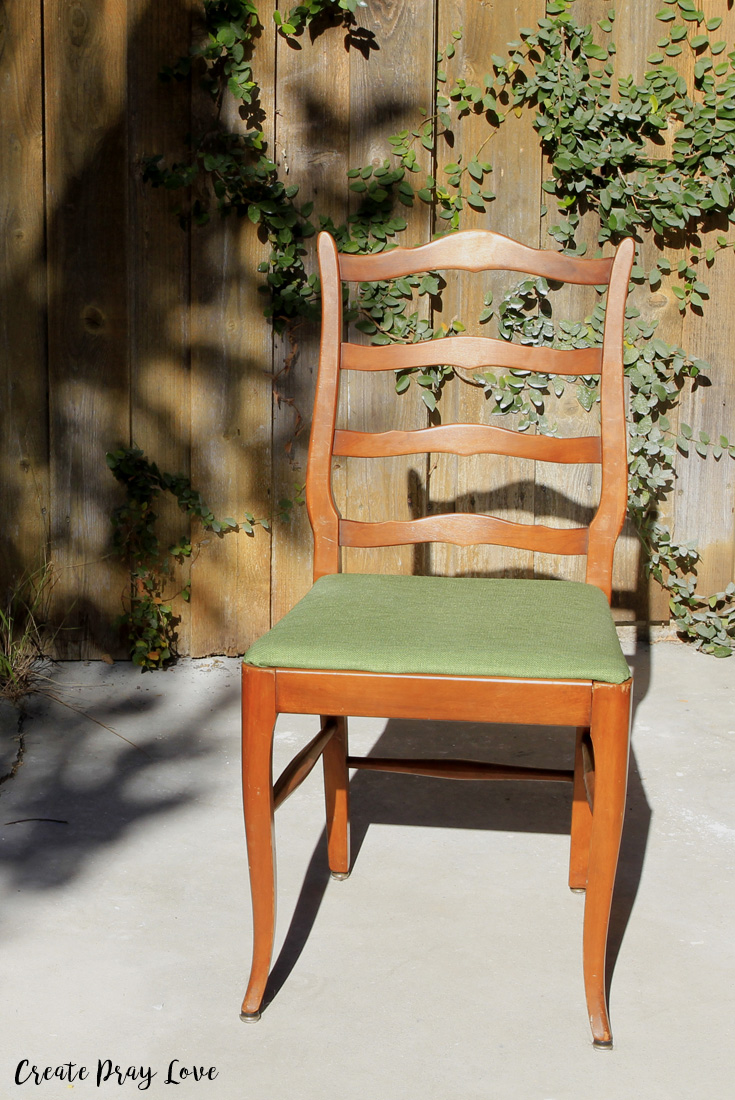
<box><xmin>308</xmin><ymin>231</ymin><xmax>636</xmax><ymax>599</ymax></box>
<box><xmin>338</xmin><ymin>230</ymin><xmax>613</xmax><ymax>284</ymax></box>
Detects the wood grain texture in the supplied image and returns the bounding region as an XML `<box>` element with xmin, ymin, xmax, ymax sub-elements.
<box><xmin>601</xmin><ymin>0</ymin><xmax>679</xmax><ymax>622</ymax></box>
<box><xmin>339</xmin><ymin>513</ymin><xmax>589</xmax><ymax>554</ymax></box>
<box><xmin>583</xmin><ymin>679</ymin><xmax>631</xmax><ymax>1046</ymax></box>
<box><xmin>338</xmin><ymin>0</ymin><xmax>435</xmax><ymax>579</ymax></box>
<box><xmin>275</xmin><ymin>668</ymin><xmax>594</xmax><ymax>725</ymax></box>
<box><xmin>431</xmin><ymin>0</ymin><xmax>546</xmax><ymax>583</ymax></box>
<box><xmin>339</xmin><ymin>231</ymin><xmax>613</xmax><ymax>283</ymax></box>
<box><xmin>127</xmin><ymin>0</ymin><xmax>194</xmax><ymax>654</ymax></box>
<box><xmin>569</xmin><ymin>726</ymin><xmax>593</xmax><ymax>891</ymax></box>
<box><xmin>44</xmin><ymin>0</ymin><xmax>130</xmax><ymax>657</ymax></box>
<box><xmin>586</xmin><ymin>239</ymin><xmax>635</xmax><ymax>598</ymax></box>
<box><xmin>340</xmin><ymin>336</ymin><xmax>603</xmax><ymax>375</ymax></box>
<box><xmin>307</xmin><ymin>233</ymin><xmax>343</xmax><ymax>579</ymax></box>
<box><xmin>270</xmin><ymin>5</ymin><xmax>351</xmax><ymax>623</ymax></box>
<box><xmin>672</xmin><ymin>0</ymin><xmax>735</xmax><ymax>596</ymax></box>
<box><xmin>0</xmin><ymin>0</ymin><xmax>49</xmax><ymax>595</ymax></box>
<box><xmin>189</xmin><ymin>41</ymin><xmax>274</xmax><ymax>656</ymax></box>
<box><xmin>333</xmin><ymin>425</ymin><xmax>602</xmax><ymax>463</ymax></box>
<box><xmin>240</xmin><ymin>663</ymin><xmax>277</xmax><ymax>1019</ymax></box>
<box><xmin>347</xmin><ymin>755</ymin><xmax>574</xmax><ymax>783</ymax></box>
<box><xmin>322</xmin><ymin>714</ymin><xmax>350</xmax><ymax>875</ymax></box>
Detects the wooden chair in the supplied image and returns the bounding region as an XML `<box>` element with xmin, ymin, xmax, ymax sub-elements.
<box><xmin>240</xmin><ymin>229</ymin><xmax>635</xmax><ymax>1046</ymax></box>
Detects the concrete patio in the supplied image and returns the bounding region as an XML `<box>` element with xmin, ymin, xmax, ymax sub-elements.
<box><xmin>0</xmin><ymin>637</ymin><xmax>733</xmax><ymax>1099</ymax></box>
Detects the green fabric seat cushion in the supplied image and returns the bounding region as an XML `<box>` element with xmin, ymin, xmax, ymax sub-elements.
<box><xmin>243</xmin><ymin>574</ymin><xmax>630</xmax><ymax>684</ymax></box>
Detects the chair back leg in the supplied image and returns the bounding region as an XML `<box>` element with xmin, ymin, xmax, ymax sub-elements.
<box><xmin>569</xmin><ymin>726</ymin><xmax>593</xmax><ymax>891</ymax></box>
<box><xmin>322</xmin><ymin>715</ymin><xmax>351</xmax><ymax>877</ymax></box>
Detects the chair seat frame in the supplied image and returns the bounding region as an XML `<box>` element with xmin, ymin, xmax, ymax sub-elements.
<box><xmin>240</xmin><ymin>230</ymin><xmax>635</xmax><ymax>1047</ymax></box>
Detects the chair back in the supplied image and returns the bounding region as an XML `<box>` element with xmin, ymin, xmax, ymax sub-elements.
<box><xmin>307</xmin><ymin>230</ymin><xmax>635</xmax><ymax>600</ymax></box>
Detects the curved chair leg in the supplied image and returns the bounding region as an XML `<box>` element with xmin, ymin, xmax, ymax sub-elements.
<box><xmin>322</xmin><ymin>715</ymin><xmax>350</xmax><ymax>878</ymax></box>
<box><xmin>240</xmin><ymin>666</ymin><xmax>277</xmax><ymax>1020</ymax></box>
<box><xmin>569</xmin><ymin>726</ymin><xmax>592</xmax><ymax>891</ymax></box>
<box><xmin>583</xmin><ymin>680</ymin><xmax>632</xmax><ymax>1047</ymax></box>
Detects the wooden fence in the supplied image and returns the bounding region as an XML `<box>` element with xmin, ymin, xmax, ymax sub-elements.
<box><xmin>1</xmin><ymin>0</ymin><xmax>734</xmax><ymax>659</ymax></box>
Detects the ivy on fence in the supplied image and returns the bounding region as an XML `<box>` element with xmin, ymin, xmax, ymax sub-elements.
<box><xmin>140</xmin><ymin>0</ymin><xmax>735</xmax><ymax>656</ymax></box>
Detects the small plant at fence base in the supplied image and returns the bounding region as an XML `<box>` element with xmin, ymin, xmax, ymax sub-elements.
<box><xmin>0</xmin><ymin>561</ymin><xmax>57</xmax><ymax>705</ymax></box>
<box><xmin>148</xmin><ymin>0</ymin><xmax>735</xmax><ymax>655</ymax></box>
<box><xmin>107</xmin><ymin>447</ymin><xmax>268</xmax><ymax>670</ymax></box>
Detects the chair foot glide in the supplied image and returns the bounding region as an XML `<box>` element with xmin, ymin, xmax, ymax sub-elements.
<box><xmin>239</xmin><ymin>1010</ymin><xmax>262</xmax><ymax>1022</ymax></box>
<box><xmin>330</xmin><ymin>870</ymin><xmax>350</xmax><ymax>880</ymax></box>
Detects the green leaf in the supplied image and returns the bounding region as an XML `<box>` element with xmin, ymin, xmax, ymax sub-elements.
<box><xmin>712</xmin><ymin>179</ymin><xmax>730</xmax><ymax>208</ymax></box>
<box><xmin>216</xmin><ymin>26</ymin><xmax>236</xmax><ymax>47</ymax></box>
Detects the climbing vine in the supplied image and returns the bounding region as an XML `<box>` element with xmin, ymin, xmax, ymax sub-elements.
<box><xmin>107</xmin><ymin>447</ymin><xmax>267</xmax><ymax>669</ymax></box>
<box><xmin>144</xmin><ymin>0</ymin><xmax>735</xmax><ymax>655</ymax></box>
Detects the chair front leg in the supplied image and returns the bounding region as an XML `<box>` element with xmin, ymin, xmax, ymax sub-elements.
<box><xmin>569</xmin><ymin>726</ymin><xmax>592</xmax><ymax>891</ymax></box>
<box><xmin>583</xmin><ymin>679</ymin><xmax>632</xmax><ymax>1048</ymax></box>
<box><xmin>240</xmin><ymin>666</ymin><xmax>278</xmax><ymax>1021</ymax></box>
<box><xmin>322</xmin><ymin>715</ymin><xmax>350</xmax><ymax>878</ymax></box>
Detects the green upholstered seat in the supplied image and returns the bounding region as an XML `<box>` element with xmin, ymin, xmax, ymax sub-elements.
<box><xmin>244</xmin><ymin>573</ymin><xmax>630</xmax><ymax>684</ymax></box>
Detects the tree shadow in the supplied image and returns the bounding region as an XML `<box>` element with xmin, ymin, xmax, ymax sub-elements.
<box><xmin>0</xmin><ymin>663</ymin><xmax>239</xmax><ymax>907</ymax></box>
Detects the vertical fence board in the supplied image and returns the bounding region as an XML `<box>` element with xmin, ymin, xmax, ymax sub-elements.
<box><xmin>44</xmin><ymin>0</ymin><xmax>130</xmax><ymax>657</ymax></box>
<box><xmin>340</xmin><ymin>0</ymin><xmax>435</xmax><ymax>579</ymax></box>
<box><xmin>0</xmin><ymin>0</ymin><xmax>49</xmax><ymax>596</ymax></box>
<box><xmin>188</xmin><ymin>4</ymin><xmax>274</xmax><ymax>656</ymax></box>
<box><xmin>127</xmin><ymin>0</ymin><xmax>194</xmax><ymax>656</ymax></box>
<box><xmin>430</xmin><ymin>0</ymin><xmax>544</xmax><ymax>582</ymax></box>
<box><xmin>675</xmin><ymin>0</ymin><xmax>735</xmax><ymax>595</ymax></box>
<box><xmin>270</xmin><ymin>12</ymin><xmax>351</xmax><ymax>624</ymax></box>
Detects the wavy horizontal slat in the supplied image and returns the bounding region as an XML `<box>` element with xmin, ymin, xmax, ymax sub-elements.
<box><xmin>333</xmin><ymin>425</ymin><xmax>601</xmax><ymax>463</ymax></box>
<box><xmin>340</xmin><ymin>338</ymin><xmax>603</xmax><ymax>376</ymax></box>
<box><xmin>338</xmin><ymin>230</ymin><xmax>613</xmax><ymax>284</ymax></box>
<box><xmin>339</xmin><ymin>514</ymin><xmax>589</xmax><ymax>554</ymax></box>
